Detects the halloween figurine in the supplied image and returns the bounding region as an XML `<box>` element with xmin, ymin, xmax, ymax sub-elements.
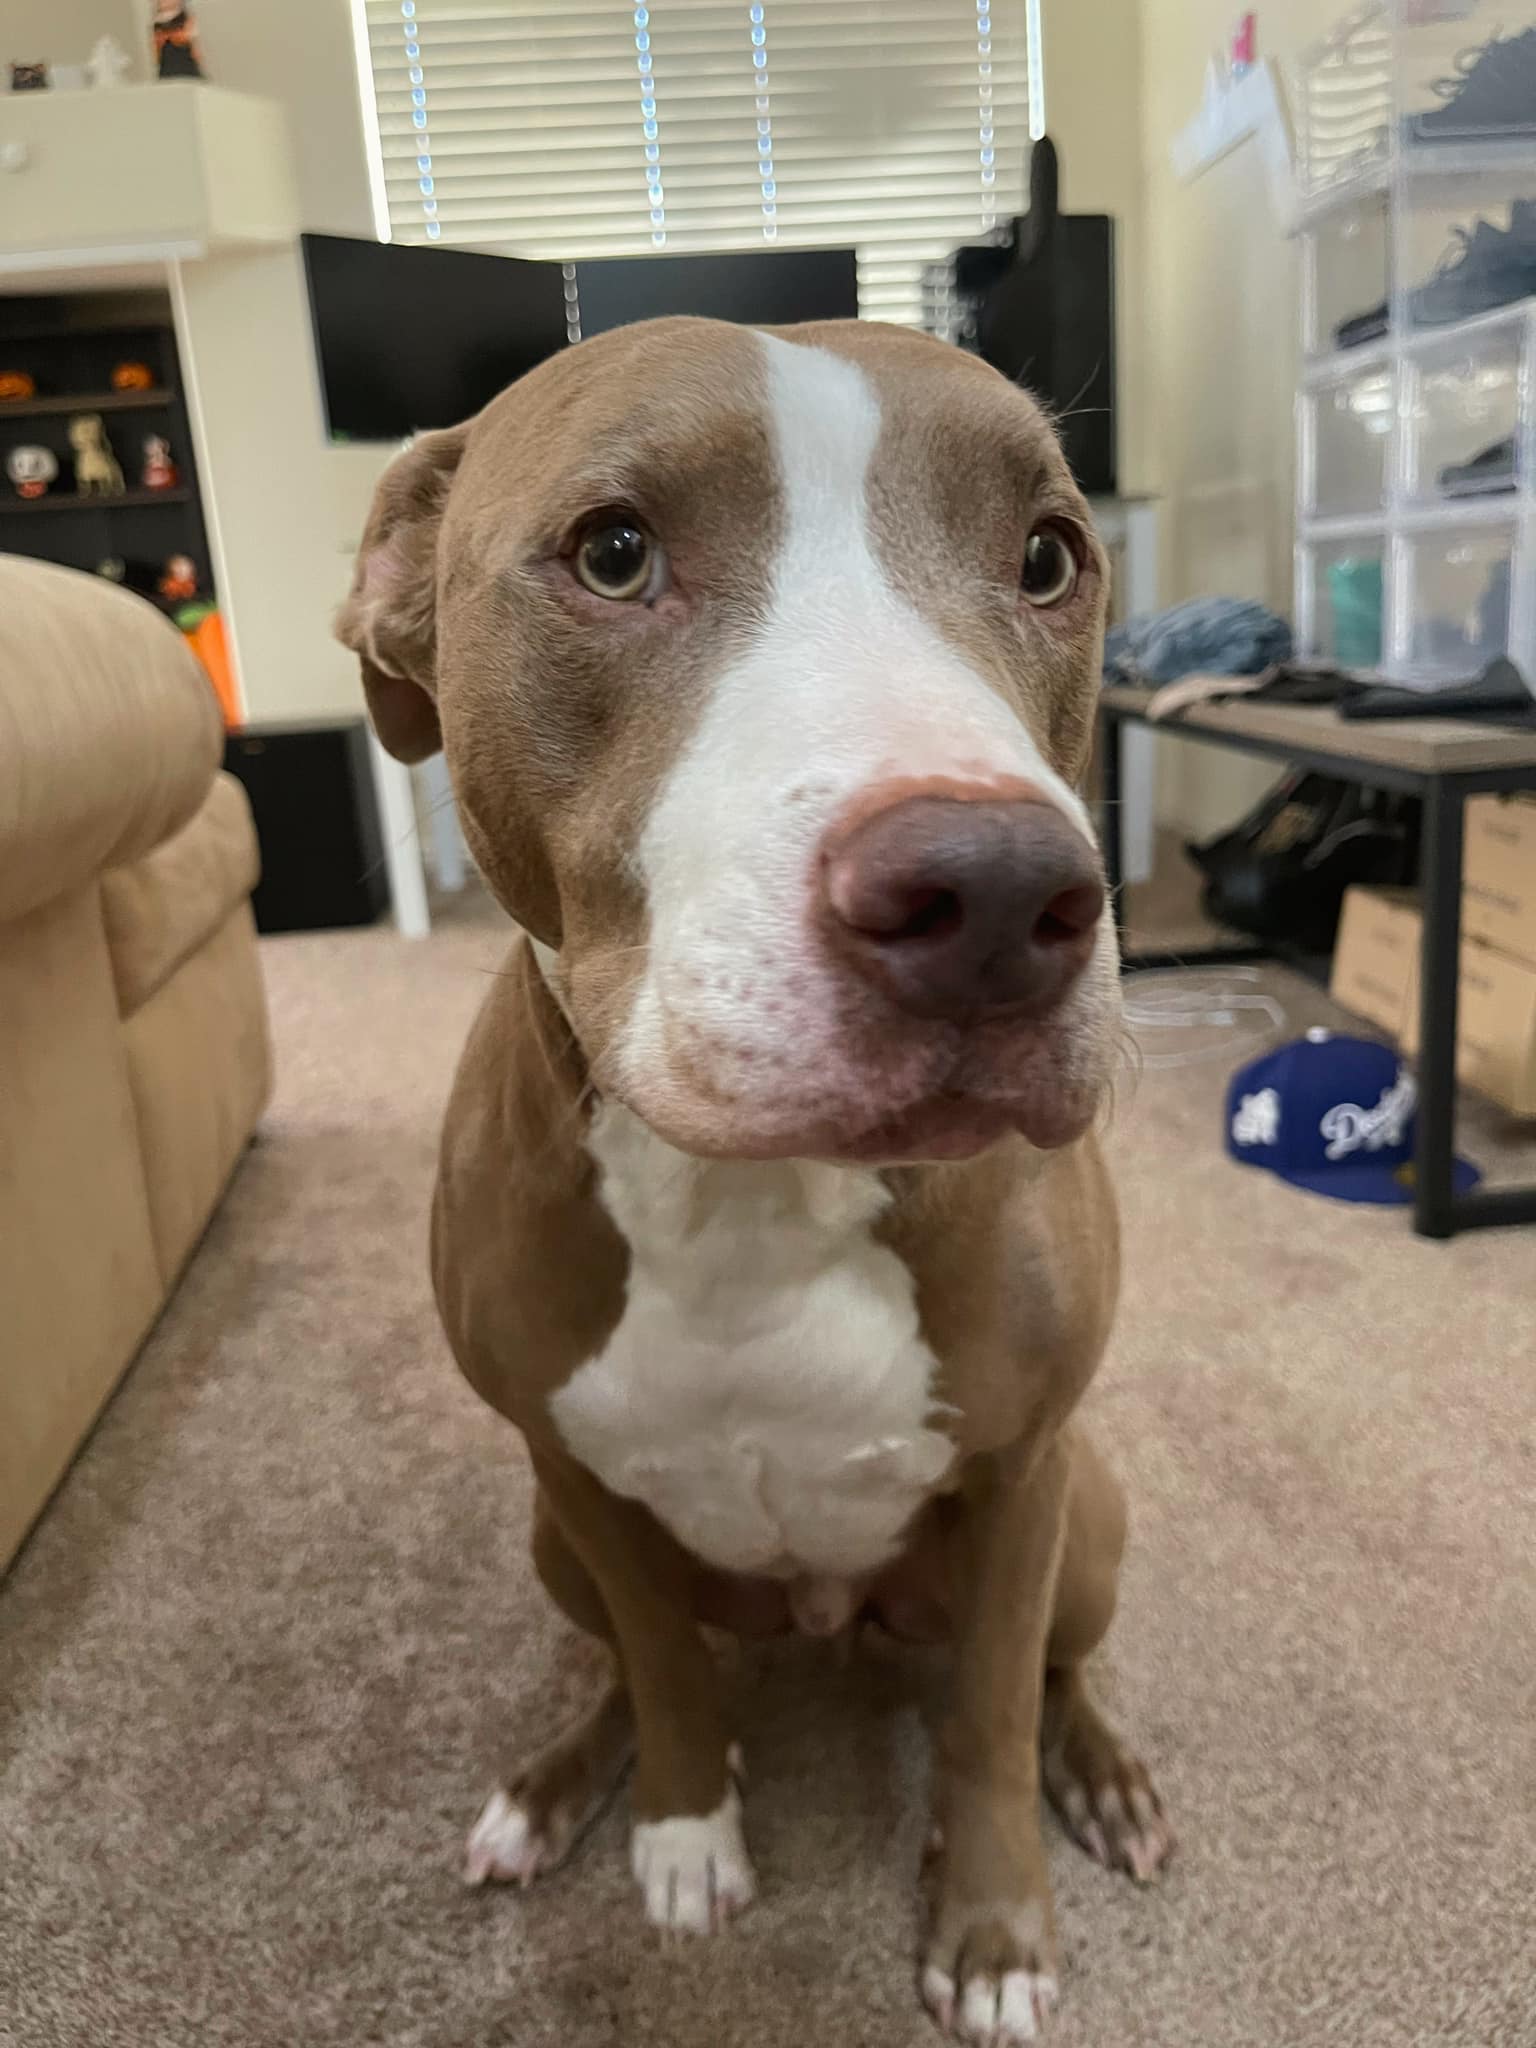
<box><xmin>111</xmin><ymin>360</ymin><xmax>154</xmax><ymax>392</ymax></box>
<box><xmin>158</xmin><ymin>553</ymin><xmax>199</xmax><ymax>605</ymax></box>
<box><xmin>7</xmin><ymin>446</ymin><xmax>58</xmax><ymax>500</ymax></box>
<box><xmin>69</xmin><ymin>414</ymin><xmax>125</xmax><ymax>497</ymax></box>
<box><xmin>141</xmin><ymin>434</ymin><xmax>178</xmax><ymax>490</ymax></box>
<box><xmin>0</xmin><ymin>370</ymin><xmax>37</xmax><ymax>402</ymax></box>
<box><xmin>152</xmin><ymin>4</ymin><xmax>206</xmax><ymax>80</ymax></box>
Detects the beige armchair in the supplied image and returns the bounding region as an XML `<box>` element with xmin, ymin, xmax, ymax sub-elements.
<box><xmin>0</xmin><ymin>556</ymin><xmax>271</xmax><ymax>1570</ymax></box>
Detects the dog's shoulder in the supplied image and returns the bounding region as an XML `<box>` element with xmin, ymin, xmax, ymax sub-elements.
<box><xmin>431</xmin><ymin>937</ymin><xmax>628</xmax><ymax>1432</ymax></box>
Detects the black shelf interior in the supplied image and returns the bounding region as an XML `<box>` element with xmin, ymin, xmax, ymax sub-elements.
<box><xmin>0</xmin><ymin>291</ymin><xmax>212</xmax><ymax>607</ymax></box>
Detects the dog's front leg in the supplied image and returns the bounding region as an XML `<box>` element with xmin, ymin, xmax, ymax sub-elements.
<box><xmin>923</xmin><ymin>1431</ymin><xmax>1071</xmax><ymax>2043</ymax></box>
<box><xmin>533</xmin><ymin>1448</ymin><xmax>756</xmax><ymax>1936</ymax></box>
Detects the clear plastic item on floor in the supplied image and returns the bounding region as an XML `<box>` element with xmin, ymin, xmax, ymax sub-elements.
<box><xmin>1123</xmin><ymin>970</ymin><xmax>1288</xmax><ymax>1071</ymax></box>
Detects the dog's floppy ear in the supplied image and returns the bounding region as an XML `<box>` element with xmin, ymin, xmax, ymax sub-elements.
<box><xmin>335</xmin><ymin>424</ymin><xmax>468</xmax><ymax>762</ymax></box>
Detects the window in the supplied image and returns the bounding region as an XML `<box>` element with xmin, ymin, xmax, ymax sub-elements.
<box><xmin>355</xmin><ymin>0</ymin><xmax>1041</xmax><ymax>326</ymax></box>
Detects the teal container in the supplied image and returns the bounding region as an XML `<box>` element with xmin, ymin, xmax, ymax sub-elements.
<box><xmin>1325</xmin><ymin>556</ymin><xmax>1383</xmax><ymax>670</ymax></box>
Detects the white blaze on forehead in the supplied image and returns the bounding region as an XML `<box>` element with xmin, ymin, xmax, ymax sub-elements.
<box><xmin>620</xmin><ymin>330</ymin><xmax>1089</xmax><ymax>1092</ymax></box>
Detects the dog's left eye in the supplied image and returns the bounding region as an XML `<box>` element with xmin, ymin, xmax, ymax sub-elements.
<box><xmin>1020</xmin><ymin>520</ymin><xmax>1081</xmax><ymax>609</ymax></box>
<box><xmin>575</xmin><ymin>519</ymin><xmax>660</xmax><ymax>602</ymax></box>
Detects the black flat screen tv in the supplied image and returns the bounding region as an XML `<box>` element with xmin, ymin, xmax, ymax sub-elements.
<box><xmin>301</xmin><ymin>233</ymin><xmax>570</xmax><ymax>442</ymax></box>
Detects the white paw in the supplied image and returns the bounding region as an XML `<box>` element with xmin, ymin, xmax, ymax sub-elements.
<box><xmin>464</xmin><ymin>1789</ymin><xmax>548</xmax><ymax>1888</ymax></box>
<box><xmin>922</xmin><ymin>1964</ymin><xmax>1059</xmax><ymax>2044</ymax></box>
<box><xmin>630</xmin><ymin>1782</ymin><xmax>757</xmax><ymax>1935</ymax></box>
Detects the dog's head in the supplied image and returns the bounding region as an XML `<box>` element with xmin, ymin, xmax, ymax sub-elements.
<box><xmin>339</xmin><ymin>318</ymin><xmax>1119</xmax><ymax>1164</ymax></box>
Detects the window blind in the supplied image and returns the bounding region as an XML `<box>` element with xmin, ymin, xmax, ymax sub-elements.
<box><xmin>358</xmin><ymin>0</ymin><xmax>1038</xmax><ymax>326</ymax></box>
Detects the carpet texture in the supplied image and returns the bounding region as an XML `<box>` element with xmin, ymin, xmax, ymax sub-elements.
<box><xmin>3</xmin><ymin>888</ymin><xmax>1534</xmax><ymax>2048</ymax></box>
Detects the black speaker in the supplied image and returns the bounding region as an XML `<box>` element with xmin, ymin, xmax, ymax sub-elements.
<box><xmin>223</xmin><ymin>719</ymin><xmax>389</xmax><ymax>933</ymax></box>
<box><xmin>944</xmin><ymin>138</ymin><xmax>1117</xmax><ymax>495</ymax></box>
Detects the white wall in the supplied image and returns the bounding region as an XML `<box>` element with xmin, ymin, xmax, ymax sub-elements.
<box><xmin>1045</xmin><ymin>0</ymin><xmax>1150</xmax><ymax>498</ymax></box>
<box><xmin>191</xmin><ymin>0</ymin><xmax>377</xmax><ymax>237</ymax></box>
<box><xmin>1137</xmin><ymin>0</ymin><xmax>1344</xmax><ymax>838</ymax></box>
<box><xmin>8</xmin><ymin>1</ymin><xmax>145</xmax><ymax>77</ymax></box>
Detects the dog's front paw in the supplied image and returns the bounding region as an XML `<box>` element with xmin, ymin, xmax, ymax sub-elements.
<box><xmin>465</xmin><ymin>1685</ymin><xmax>634</xmax><ymax>1888</ymax></box>
<box><xmin>1042</xmin><ymin>1672</ymin><xmax>1174</xmax><ymax>1885</ymax></box>
<box><xmin>466</xmin><ymin>1788</ymin><xmax>557</xmax><ymax>1888</ymax></box>
<box><xmin>630</xmin><ymin>1778</ymin><xmax>756</xmax><ymax>1936</ymax></box>
<box><xmin>921</xmin><ymin>1900</ymin><xmax>1059</xmax><ymax>2044</ymax></box>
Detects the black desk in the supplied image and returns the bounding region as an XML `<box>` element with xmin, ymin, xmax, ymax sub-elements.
<box><xmin>1098</xmin><ymin>683</ymin><xmax>1536</xmax><ymax>1240</ymax></box>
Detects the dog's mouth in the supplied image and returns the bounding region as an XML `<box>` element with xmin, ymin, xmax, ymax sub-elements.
<box><xmin>577</xmin><ymin>939</ymin><xmax>1116</xmax><ymax>1167</ymax></box>
<box><xmin>818</xmin><ymin>1093</ymin><xmax>1021</xmax><ymax>1165</ymax></box>
<box><xmin>817</xmin><ymin>1066</ymin><xmax>1104</xmax><ymax>1165</ymax></box>
<box><xmin>619</xmin><ymin>1048</ymin><xmax>1105</xmax><ymax>1167</ymax></box>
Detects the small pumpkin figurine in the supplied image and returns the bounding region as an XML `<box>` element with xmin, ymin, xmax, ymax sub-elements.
<box><xmin>111</xmin><ymin>361</ymin><xmax>155</xmax><ymax>392</ymax></box>
<box><xmin>0</xmin><ymin>370</ymin><xmax>37</xmax><ymax>403</ymax></box>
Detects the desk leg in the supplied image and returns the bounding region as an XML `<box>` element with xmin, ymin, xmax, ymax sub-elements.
<box><xmin>1100</xmin><ymin>710</ymin><xmax>1125</xmax><ymax>937</ymax></box>
<box><xmin>1414</xmin><ymin>782</ymin><xmax>1464</xmax><ymax>1239</ymax></box>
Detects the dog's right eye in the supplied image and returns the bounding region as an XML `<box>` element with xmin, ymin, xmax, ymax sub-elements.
<box><xmin>574</xmin><ymin>519</ymin><xmax>659</xmax><ymax>602</ymax></box>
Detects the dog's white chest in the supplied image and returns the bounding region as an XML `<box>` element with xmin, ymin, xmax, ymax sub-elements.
<box><xmin>550</xmin><ymin>1105</ymin><xmax>955</xmax><ymax>1579</ymax></box>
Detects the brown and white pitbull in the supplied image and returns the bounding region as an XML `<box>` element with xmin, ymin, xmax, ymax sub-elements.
<box><xmin>337</xmin><ymin>316</ymin><xmax>1173</xmax><ymax>2046</ymax></box>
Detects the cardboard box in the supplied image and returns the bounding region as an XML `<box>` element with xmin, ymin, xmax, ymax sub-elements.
<box><xmin>1463</xmin><ymin>795</ymin><xmax>1536</xmax><ymax>969</ymax></box>
<box><xmin>1402</xmin><ymin>934</ymin><xmax>1536</xmax><ymax>1118</ymax></box>
<box><xmin>1332</xmin><ymin>884</ymin><xmax>1536</xmax><ymax>1116</ymax></box>
<box><xmin>1330</xmin><ymin>885</ymin><xmax>1421</xmax><ymax>1038</ymax></box>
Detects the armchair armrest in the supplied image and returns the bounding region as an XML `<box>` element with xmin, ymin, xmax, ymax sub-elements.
<box><xmin>0</xmin><ymin>557</ymin><xmax>221</xmax><ymax>925</ymax></box>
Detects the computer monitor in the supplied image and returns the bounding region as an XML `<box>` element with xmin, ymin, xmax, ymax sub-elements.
<box><xmin>301</xmin><ymin>233</ymin><xmax>570</xmax><ymax>442</ymax></box>
<box><xmin>574</xmin><ymin>247</ymin><xmax>859</xmax><ymax>337</ymax></box>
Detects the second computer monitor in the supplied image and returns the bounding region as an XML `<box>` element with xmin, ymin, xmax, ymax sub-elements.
<box><xmin>574</xmin><ymin>247</ymin><xmax>859</xmax><ymax>337</ymax></box>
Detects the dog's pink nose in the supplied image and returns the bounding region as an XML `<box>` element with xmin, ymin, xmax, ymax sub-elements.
<box><xmin>820</xmin><ymin>795</ymin><xmax>1105</xmax><ymax>1021</ymax></box>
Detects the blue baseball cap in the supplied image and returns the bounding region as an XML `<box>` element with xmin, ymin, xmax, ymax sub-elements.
<box><xmin>1225</xmin><ymin>1029</ymin><xmax>1480</xmax><ymax>1205</ymax></box>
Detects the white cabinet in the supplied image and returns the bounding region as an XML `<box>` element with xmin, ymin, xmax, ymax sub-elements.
<box><xmin>0</xmin><ymin>83</ymin><xmax>297</xmax><ymax>264</ymax></box>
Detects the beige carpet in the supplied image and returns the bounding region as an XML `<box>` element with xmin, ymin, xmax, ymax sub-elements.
<box><xmin>4</xmin><ymin>882</ymin><xmax>1534</xmax><ymax>2048</ymax></box>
